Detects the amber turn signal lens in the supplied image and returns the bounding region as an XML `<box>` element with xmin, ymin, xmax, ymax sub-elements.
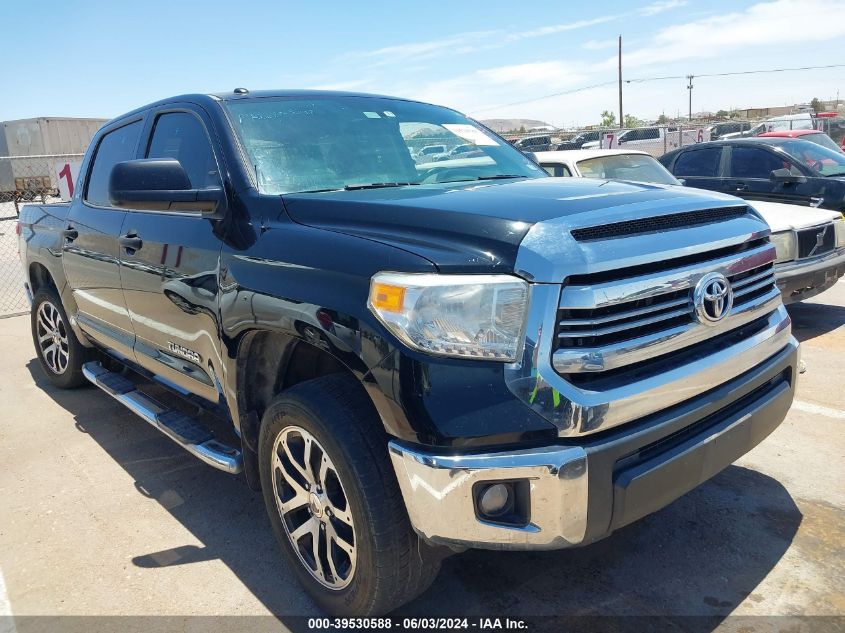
<box><xmin>371</xmin><ymin>283</ymin><xmax>406</xmax><ymax>313</ymax></box>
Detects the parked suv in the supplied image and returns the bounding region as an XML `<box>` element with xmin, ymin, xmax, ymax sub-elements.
<box><xmin>513</xmin><ymin>134</ymin><xmax>553</xmax><ymax>152</ymax></box>
<box><xmin>19</xmin><ymin>89</ymin><xmax>798</xmax><ymax>616</ymax></box>
<box><xmin>708</xmin><ymin>121</ymin><xmax>752</xmax><ymax>140</ymax></box>
<box><xmin>556</xmin><ymin>129</ymin><xmax>603</xmax><ymax>150</ymax></box>
<box><xmin>413</xmin><ymin>144</ymin><xmax>447</xmax><ymax>162</ymax></box>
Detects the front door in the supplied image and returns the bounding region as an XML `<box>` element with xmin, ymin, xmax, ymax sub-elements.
<box><xmin>63</xmin><ymin>118</ymin><xmax>144</xmax><ymax>359</ymax></box>
<box><xmin>726</xmin><ymin>145</ymin><xmax>813</xmax><ymax>205</ymax></box>
<box><xmin>118</xmin><ymin>106</ymin><xmax>226</xmax><ymax>403</ymax></box>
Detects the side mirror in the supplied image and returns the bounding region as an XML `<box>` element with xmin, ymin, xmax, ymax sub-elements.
<box><xmin>108</xmin><ymin>158</ymin><xmax>224</xmax><ymax>215</ymax></box>
<box><xmin>770</xmin><ymin>168</ymin><xmax>806</xmax><ymax>184</ymax></box>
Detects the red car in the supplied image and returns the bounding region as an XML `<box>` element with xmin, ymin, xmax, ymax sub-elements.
<box><xmin>759</xmin><ymin>129</ymin><xmax>844</xmax><ymax>154</ymax></box>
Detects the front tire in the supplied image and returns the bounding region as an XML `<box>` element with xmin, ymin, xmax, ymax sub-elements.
<box><xmin>30</xmin><ymin>287</ymin><xmax>90</xmax><ymax>389</ymax></box>
<box><xmin>258</xmin><ymin>373</ymin><xmax>442</xmax><ymax>615</ymax></box>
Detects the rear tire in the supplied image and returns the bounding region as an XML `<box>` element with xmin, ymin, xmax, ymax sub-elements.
<box><xmin>30</xmin><ymin>287</ymin><xmax>90</xmax><ymax>389</ymax></box>
<box><xmin>258</xmin><ymin>373</ymin><xmax>442</xmax><ymax>615</ymax></box>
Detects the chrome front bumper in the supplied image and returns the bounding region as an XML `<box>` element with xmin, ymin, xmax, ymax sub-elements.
<box><xmin>389</xmin><ymin>443</ymin><xmax>589</xmax><ymax>550</ymax></box>
<box><xmin>390</xmin><ymin>337</ymin><xmax>798</xmax><ymax>551</ymax></box>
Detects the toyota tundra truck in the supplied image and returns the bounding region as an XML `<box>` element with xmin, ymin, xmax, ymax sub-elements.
<box><xmin>18</xmin><ymin>89</ymin><xmax>799</xmax><ymax>616</ymax></box>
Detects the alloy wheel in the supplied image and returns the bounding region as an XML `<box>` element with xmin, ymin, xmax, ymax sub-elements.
<box><xmin>36</xmin><ymin>301</ymin><xmax>69</xmax><ymax>375</ymax></box>
<box><xmin>271</xmin><ymin>426</ymin><xmax>357</xmax><ymax>590</ymax></box>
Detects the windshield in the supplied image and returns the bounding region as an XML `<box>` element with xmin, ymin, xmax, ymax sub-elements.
<box><xmin>576</xmin><ymin>154</ymin><xmax>680</xmax><ymax>185</ymax></box>
<box><xmin>225</xmin><ymin>96</ymin><xmax>544</xmax><ymax>194</ymax></box>
<box><xmin>777</xmin><ymin>139</ymin><xmax>845</xmax><ymax>176</ymax></box>
<box><xmin>800</xmin><ymin>133</ymin><xmax>843</xmax><ymax>154</ymax></box>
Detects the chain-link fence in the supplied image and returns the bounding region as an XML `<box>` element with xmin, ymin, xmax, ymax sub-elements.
<box><xmin>501</xmin><ymin>117</ymin><xmax>845</xmax><ymax>157</ymax></box>
<box><xmin>0</xmin><ymin>154</ymin><xmax>82</xmax><ymax>317</ymax></box>
<box><xmin>0</xmin><ymin>209</ymin><xmax>29</xmax><ymax>318</ymax></box>
<box><xmin>502</xmin><ymin>124</ymin><xmax>723</xmax><ymax>157</ymax></box>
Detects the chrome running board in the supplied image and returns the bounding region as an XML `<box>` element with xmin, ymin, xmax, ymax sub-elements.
<box><xmin>82</xmin><ymin>361</ymin><xmax>243</xmax><ymax>474</ymax></box>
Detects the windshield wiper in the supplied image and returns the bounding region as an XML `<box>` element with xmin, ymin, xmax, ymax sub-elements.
<box><xmin>439</xmin><ymin>174</ymin><xmax>528</xmax><ymax>184</ymax></box>
<box><xmin>474</xmin><ymin>174</ymin><xmax>526</xmax><ymax>181</ymax></box>
<box><xmin>343</xmin><ymin>182</ymin><xmax>420</xmax><ymax>190</ymax></box>
<box><xmin>295</xmin><ymin>187</ymin><xmax>345</xmax><ymax>194</ymax></box>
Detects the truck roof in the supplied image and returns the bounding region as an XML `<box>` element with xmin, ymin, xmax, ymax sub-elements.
<box><xmin>110</xmin><ymin>89</ymin><xmax>428</xmax><ymax>124</ymax></box>
<box><xmin>210</xmin><ymin>88</ymin><xmax>402</xmax><ymax>101</ymax></box>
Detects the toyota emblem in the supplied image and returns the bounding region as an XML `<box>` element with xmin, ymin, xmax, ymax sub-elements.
<box><xmin>694</xmin><ymin>272</ymin><xmax>733</xmax><ymax>325</ymax></box>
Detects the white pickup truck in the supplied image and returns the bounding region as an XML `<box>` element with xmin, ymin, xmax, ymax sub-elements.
<box><xmin>581</xmin><ymin>127</ymin><xmax>708</xmax><ymax>157</ymax></box>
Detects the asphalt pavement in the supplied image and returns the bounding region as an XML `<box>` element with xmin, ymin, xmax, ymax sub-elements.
<box><xmin>0</xmin><ymin>283</ymin><xmax>843</xmax><ymax>632</ymax></box>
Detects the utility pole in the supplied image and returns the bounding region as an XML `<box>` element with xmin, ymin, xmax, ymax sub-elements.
<box><xmin>618</xmin><ymin>36</ymin><xmax>623</xmax><ymax>128</ymax></box>
<box><xmin>687</xmin><ymin>74</ymin><xmax>694</xmax><ymax>122</ymax></box>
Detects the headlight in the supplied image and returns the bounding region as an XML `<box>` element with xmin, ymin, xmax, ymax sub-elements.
<box><xmin>368</xmin><ymin>272</ymin><xmax>529</xmax><ymax>361</ymax></box>
<box><xmin>835</xmin><ymin>217</ymin><xmax>845</xmax><ymax>248</ymax></box>
<box><xmin>770</xmin><ymin>231</ymin><xmax>797</xmax><ymax>263</ymax></box>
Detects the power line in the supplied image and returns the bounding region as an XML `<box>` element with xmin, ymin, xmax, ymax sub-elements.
<box><xmin>626</xmin><ymin>63</ymin><xmax>845</xmax><ymax>84</ymax></box>
<box><xmin>470</xmin><ymin>63</ymin><xmax>845</xmax><ymax>114</ymax></box>
<box><xmin>469</xmin><ymin>80</ymin><xmax>617</xmax><ymax>114</ymax></box>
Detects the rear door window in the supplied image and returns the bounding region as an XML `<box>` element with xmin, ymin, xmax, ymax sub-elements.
<box><xmin>85</xmin><ymin>121</ymin><xmax>142</xmax><ymax>207</ymax></box>
<box><xmin>672</xmin><ymin>147</ymin><xmax>723</xmax><ymax>177</ymax></box>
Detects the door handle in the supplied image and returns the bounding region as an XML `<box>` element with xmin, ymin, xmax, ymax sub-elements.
<box><xmin>61</xmin><ymin>227</ymin><xmax>78</xmax><ymax>241</ymax></box>
<box><xmin>734</xmin><ymin>182</ymin><xmax>749</xmax><ymax>191</ymax></box>
<box><xmin>119</xmin><ymin>233</ymin><xmax>143</xmax><ymax>253</ymax></box>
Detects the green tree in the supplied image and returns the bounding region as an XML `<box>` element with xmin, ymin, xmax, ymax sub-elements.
<box><xmin>600</xmin><ymin>110</ymin><xmax>616</xmax><ymax>127</ymax></box>
<box><xmin>623</xmin><ymin>114</ymin><xmax>642</xmax><ymax>128</ymax></box>
<box><xmin>656</xmin><ymin>114</ymin><xmax>669</xmax><ymax>124</ymax></box>
<box><xmin>716</xmin><ymin>109</ymin><xmax>729</xmax><ymax>118</ymax></box>
<box><xmin>810</xmin><ymin>97</ymin><xmax>824</xmax><ymax>113</ymax></box>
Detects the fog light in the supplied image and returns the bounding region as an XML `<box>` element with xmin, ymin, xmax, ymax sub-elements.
<box><xmin>479</xmin><ymin>483</ymin><xmax>511</xmax><ymax>516</ymax></box>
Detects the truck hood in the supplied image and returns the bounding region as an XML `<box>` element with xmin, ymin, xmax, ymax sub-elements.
<box><xmin>281</xmin><ymin>177</ymin><xmax>742</xmax><ymax>273</ymax></box>
<box><xmin>746</xmin><ymin>200</ymin><xmax>843</xmax><ymax>232</ymax></box>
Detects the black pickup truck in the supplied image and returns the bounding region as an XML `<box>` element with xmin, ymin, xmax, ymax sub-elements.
<box><xmin>18</xmin><ymin>89</ymin><xmax>799</xmax><ymax>616</ymax></box>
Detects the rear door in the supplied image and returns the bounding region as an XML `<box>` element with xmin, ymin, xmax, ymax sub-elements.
<box><xmin>669</xmin><ymin>145</ymin><xmax>726</xmax><ymax>193</ymax></box>
<box><xmin>63</xmin><ymin>118</ymin><xmax>143</xmax><ymax>358</ymax></box>
<box><xmin>118</xmin><ymin>105</ymin><xmax>227</xmax><ymax>403</ymax></box>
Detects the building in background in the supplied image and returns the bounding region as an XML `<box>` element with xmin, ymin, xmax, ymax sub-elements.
<box><xmin>0</xmin><ymin>117</ymin><xmax>107</xmax><ymax>197</ymax></box>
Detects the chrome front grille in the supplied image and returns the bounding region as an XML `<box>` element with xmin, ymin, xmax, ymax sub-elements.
<box><xmin>553</xmin><ymin>241</ymin><xmax>779</xmax><ymax>376</ymax></box>
<box><xmin>731</xmin><ymin>263</ymin><xmax>778</xmax><ymax>306</ymax></box>
<box><xmin>796</xmin><ymin>223</ymin><xmax>835</xmax><ymax>259</ymax></box>
<box><xmin>507</xmin><ymin>200</ymin><xmax>795</xmax><ymax>438</ymax></box>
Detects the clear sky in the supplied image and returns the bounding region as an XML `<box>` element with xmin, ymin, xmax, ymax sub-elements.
<box><xmin>4</xmin><ymin>0</ymin><xmax>844</xmax><ymax>127</ymax></box>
